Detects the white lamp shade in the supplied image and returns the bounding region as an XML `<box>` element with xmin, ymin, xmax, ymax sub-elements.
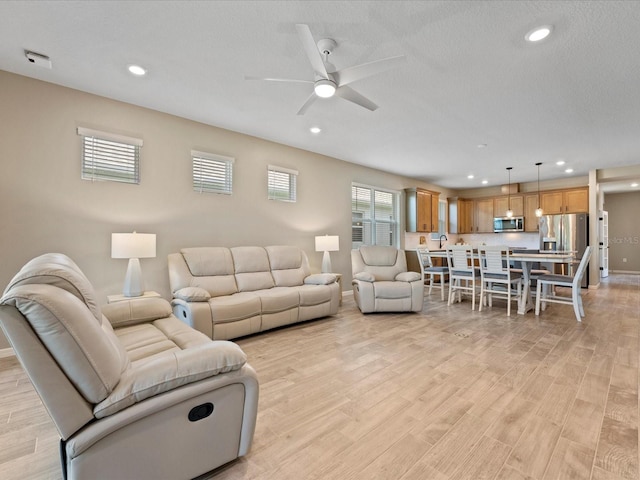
<box><xmin>315</xmin><ymin>235</ymin><xmax>339</xmax><ymax>252</ymax></box>
<box><xmin>112</xmin><ymin>233</ymin><xmax>156</xmax><ymax>259</ymax></box>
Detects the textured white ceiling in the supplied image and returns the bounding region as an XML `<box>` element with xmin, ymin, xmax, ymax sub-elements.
<box><xmin>1</xmin><ymin>0</ymin><xmax>640</xmax><ymax>191</ymax></box>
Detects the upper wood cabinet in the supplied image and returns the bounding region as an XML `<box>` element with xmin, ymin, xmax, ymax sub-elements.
<box><xmin>474</xmin><ymin>198</ymin><xmax>494</xmax><ymax>233</ymax></box>
<box><xmin>447</xmin><ymin>197</ymin><xmax>473</xmax><ymax>234</ymax></box>
<box><xmin>405</xmin><ymin>188</ymin><xmax>440</xmax><ymax>232</ymax></box>
<box><xmin>494</xmin><ymin>195</ymin><xmax>523</xmax><ymax>218</ymax></box>
<box><xmin>540</xmin><ymin>187</ymin><xmax>588</xmax><ymax>214</ymax></box>
<box><xmin>524</xmin><ymin>193</ymin><xmax>541</xmax><ymax>232</ymax></box>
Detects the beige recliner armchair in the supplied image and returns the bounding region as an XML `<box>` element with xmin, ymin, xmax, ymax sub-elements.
<box><xmin>0</xmin><ymin>253</ymin><xmax>258</xmax><ymax>480</ymax></box>
<box><xmin>351</xmin><ymin>246</ymin><xmax>424</xmax><ymax>313</ymax></box>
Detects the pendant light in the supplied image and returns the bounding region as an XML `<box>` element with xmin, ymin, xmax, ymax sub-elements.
<box><xmin>506</xmin><ymin>167</ymin><xmax>513</xmax><ymax>218</ymax></box>
<box><xmin>535</xmin><ymin>162</ymin><xmax>544</xmax><ymax>217</ymax></box>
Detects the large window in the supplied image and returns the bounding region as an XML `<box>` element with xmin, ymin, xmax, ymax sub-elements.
<box><xmin>78</xmin><ymin>127</ymin><xmax>142</xmax><ymax>184</ymax></box>
<box><xmin>352</xmin><ymin>183</ymin><xmax>399</xmax><ymax>249</ymax></box>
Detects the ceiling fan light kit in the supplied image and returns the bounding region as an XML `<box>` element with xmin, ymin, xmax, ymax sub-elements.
<box><xmin>246</xmin><ymin>23</ymin><xmax>406</xmax><ymax>115</ymax></box>
<box><xmin>314</xmin><ymin>78</ymin><xmax>336</xmax><ymax>98</ymax></box>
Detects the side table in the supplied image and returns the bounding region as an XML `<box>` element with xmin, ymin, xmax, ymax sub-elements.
<box><xmin>107</xmin><ymin>291</ymin><xmax>162</xmax><ymax>304</ymax></box>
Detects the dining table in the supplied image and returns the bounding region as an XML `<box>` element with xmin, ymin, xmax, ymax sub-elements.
<box><xmin>427</xmin><ymin>249</ymin><xmax>576</xmax><ymax>315</ymax></box>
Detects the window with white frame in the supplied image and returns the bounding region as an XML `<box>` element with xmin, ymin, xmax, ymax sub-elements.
<box><xmin>352</xmin><ymin>183</ymin><xmax>399</xmax><ymax>248</ymax></box>
<box><xmin>268</xmin><ymin>165</ymin><xmax>297</xmax><ymax>202</ymax></box>
<box><xmin>192</xmin><ymin>150</ymin><xmax>234</xmax><ymax>194</ymax></box>
<box><xmin>430</xmin><ymin>199</ymin><xmax>448</xmax><ymax>240</ymax></box>
<box><xmin>77</xmin><ymin>127</ymin><xmax>142</xmax><ymax>184</ymax></box>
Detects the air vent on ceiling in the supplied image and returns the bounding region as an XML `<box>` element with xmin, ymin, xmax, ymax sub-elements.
<box><xmin>25</xmin><ymin>50</ymin><xmax>52</xmax><ymax>69</ymax></box>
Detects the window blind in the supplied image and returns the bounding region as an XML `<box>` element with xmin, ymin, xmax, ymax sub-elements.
<box><xmin>77</xmin><ymin>127</ymin><xmax>142</xmax><ymax>184</ymax></box>
<box><xmin>268</xmin><ymin>165</ymin><xmax>298</xmax><ymax>202</ymax></box>
<box><xmin>192</xmin><ymin>150</ymin><xmax>234</xmax><ymax>194</ymax></box>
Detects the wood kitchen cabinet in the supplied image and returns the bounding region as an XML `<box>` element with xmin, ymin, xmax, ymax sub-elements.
<box><xmin>405</xmin><ymin>188</ymin><xmax>440</xmax><ymax>232</ymax></box>
<box><xmin>524</xmin><ymin>193</ymin><xmax>542</xmax><ymax>232</ymax></box>
<box><xmin>540</xmin><ymin>187</ymin><xmax>588</xmax><ymax>214</ymax></box>
<box><xmin>494</xmin><ymin>195</ymin><xmax>523</xmax><ymax>218</ymax></box>
<box><xmin>473</xmin><ymin>198</ymin><xmax>494</xmax><ymax>233</ymax></box>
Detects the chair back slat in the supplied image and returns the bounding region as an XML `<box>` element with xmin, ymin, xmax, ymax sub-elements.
<box><xmin>572</xmin><ymin>246</ymin><xmax>592</xmax><ymax>286</ymax></box>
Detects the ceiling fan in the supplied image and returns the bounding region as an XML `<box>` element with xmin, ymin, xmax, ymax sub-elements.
<box><xmin>246</xmin><ymin>24</ymin><xmax>406</xmax><ymax>115</ymax></box>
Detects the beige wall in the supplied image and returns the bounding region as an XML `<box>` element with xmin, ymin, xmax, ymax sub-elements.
<box><xmin>0</xmin><ymin>70</ymin><xmax>451</xmax><ymax>348</ymax></box>
<box><xmin>604</xmin><ymin>191</ymin><xmax>640</xmax><ymax>272</ymax></box>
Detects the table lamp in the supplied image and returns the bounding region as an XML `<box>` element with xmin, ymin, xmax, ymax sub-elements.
<box><xmin>315</xmin><ymin>235</ymin><xmax>339</xmax><ymax>273</ymax></box>
<box><xmin>111</xmin><ymin>232</ymin><xmax>156</xmax><ymax>297</ymax></box>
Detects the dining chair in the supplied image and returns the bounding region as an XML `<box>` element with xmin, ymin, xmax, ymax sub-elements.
<box><xmin>535</xmin><ymin>246</ymin><xmax>592</xmax><ymax>322</ymax></box>
<box><xmin>416</xmin><ymin>247</ymin><xmax>449</xmax><ymax>300</ymax></box>
<box><xmin>446</xmin><ymin>245</ymin><xmax>479</xmax><ymax>310</ymax></box>
<box><xmin>478</xmin><ymin>245</ymin><xmax>523</xmax><ymax>317</ymax></box>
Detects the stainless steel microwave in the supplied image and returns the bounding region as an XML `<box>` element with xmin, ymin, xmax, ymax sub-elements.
<box><xmin>494</xmin><ymin>216</ymin><xmax>524</xmax><ymax>232</ymax></box>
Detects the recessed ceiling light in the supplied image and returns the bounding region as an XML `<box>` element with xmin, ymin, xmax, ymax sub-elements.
<box><xmin>526</xmin><ymin>26</ymin><xmax>552</xmax><ymax>42</ymax></box>
<box><xmin>467</xmin><ymin>174</ymin><xmax>474</xmax><ymax>179</ymax></box>
<box><xmin>556</xmin><ymin>160</ymin><xmax>566</xmax><ymax>166</ymax></box>
<box><xmin>309</xmin><ymin>126</ymin><xmax>321</xmax><ymax>134</ymax></box>
<box><xmin>565</xmin><ymin>168</ymin><xmax>574</xmax><ymax>173</ymax></box>
<box><xmin>481</xmin><ymin>180</ymin><xmax>488</xmax><ymax>185</ymax></box>
<box><xmin>631</xmin><ymin>183</ymin><xmax>639</xmax><ymax>187</ymax></box>
<box><xmin>127</xmin><ymin>64</ymin><xmax>147</xmax><ymax>76</ymax></box>
<box><xmin>477</xmin><ymin>143</ymin><xmax>487</xmax><ymax>148</ymax></box>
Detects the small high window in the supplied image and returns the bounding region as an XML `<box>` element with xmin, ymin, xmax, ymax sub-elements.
<box><xmin>78</xmin><ymin>127</ymin><xmax>142</xmax><ymax>184</ymax></box>
<box><xmin>268</xmin><ymin>165</ymin><xmax>298</xmax><ymax>202</ymax></box>
<box><xmin>192</xmin><ymin>150</ymin><xmax>234</xmax><ymax>194</ymax></box>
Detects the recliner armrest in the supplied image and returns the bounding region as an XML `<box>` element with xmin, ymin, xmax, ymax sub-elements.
<box><xmin>395</xmin><ymin>271</ymin><xmax>422</xmax><ymax>282</ymax></box>
<box><xmin>103</xmin><ymin>297</ymin><xmax>174</xmax><ymax>328</ymax></box>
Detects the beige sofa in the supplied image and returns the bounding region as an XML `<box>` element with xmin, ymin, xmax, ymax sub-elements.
<box><xmin>351</xmin><ymin>246</ymin><xmax>424</xmax><ymax>313</ymax></box>
<box><xmin>168</xmin><ymin>245</ymin><xmax>340</xmax><ymax>340</ymax></box>
<box><xmin>0</xmin><ymin>253</ymin><xmax>258</xmax><ymax>480</ymax></box>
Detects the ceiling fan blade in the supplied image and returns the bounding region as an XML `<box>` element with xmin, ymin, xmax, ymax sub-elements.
<box><xmin>334</xmin><ymin>55</ymin><xmax>406</xmax><ymax>87</ymax></box>
<box><xmin>295</xmin><ymin>24</ymin><xmax>329</xmax><ymax>79</ymax></box>
<box><xmin>296</xmin><ymin>93</ymin><xmax>318</xmax><ymax>116</ymax></box>
<box><xmin>335</xmin><ymin>86</ymin><xmax>378</xmax><ymax>111</ymax></box>
<box><xmin>244</xmin><ymin>75</ymin><xmax>313</xmax><ymax>84</ymax></box>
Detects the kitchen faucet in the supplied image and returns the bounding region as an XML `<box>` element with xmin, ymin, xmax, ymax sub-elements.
<box><xmin>439</xmin><ymin>234</ymin><xmax>448</xmax><ymax>249</ymax></box>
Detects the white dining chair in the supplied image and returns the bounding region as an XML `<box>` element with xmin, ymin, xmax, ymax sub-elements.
<box><xmin>416</xmin><ymin>247</ymin><xmax>449</xmax><ymax>300</ymax></box>
<box><xmin>446</xmin><ymin>245</ymin><xmax>479</xmax><ymax>310</ymax></box>
<box><xmin>478</xmin><ymin>245</ymin><xmax>523</xmax><ymax>317</ymax></box>
<box><xmin>535</xmin><ymin>246</ymin><xmax>592</xmax><ymax>322</ymax></box>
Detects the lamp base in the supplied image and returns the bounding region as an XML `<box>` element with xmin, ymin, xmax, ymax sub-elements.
<box><xmin>122</xmin><ymin>258</ymin><xmax>144</xmax><ymax>297</ymax></box>
<box><xmin>321</xmin><ymin>251</ymin><xmax>332</xmax><ymax>274</ymax></box>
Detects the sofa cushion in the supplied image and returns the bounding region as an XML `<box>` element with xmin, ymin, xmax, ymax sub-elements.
<box><xmin>181</xmin><ymin>247</ymin><xmax>235</xmax><ymax>276</ymax></box>
<box><xmin>93</xmin><ymin>340</ymin><xmax>247</xmax><ymax>418</ymax></box>
<box><xmin>208</xmin><ymin>293</ymin><xmax>262</xmax><ymax>324</ymax></box>
<box><xmin>360</xmin><ymin>246</ymin><xmax>399</xmax><ymax>267</ymax></box>
<box><xmin>253</xmin><ymin>288</ymin><xmax>300</xmax><ymax>314</ymax></box>
<box><xmin>294</xmin><ymin>284</ymin><xmax>334</xmax><ymax>307</ymax></box>
<box><xmin>374</xmin><ymin>281</ymin><xmax>413</xmax><ymax>299</ymax></box>
<box><xmin>1</xmin><ymin>284</ymin><xmax>126</xmax><ymax>404</ymax></box>
<box><xmin>231</xmin><ymin>247</ymin><xmax>275</xmax><ymax>292</ymax></box>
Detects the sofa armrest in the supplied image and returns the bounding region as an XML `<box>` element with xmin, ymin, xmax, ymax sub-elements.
<box><xmin>395</xmin><ymin>271</ymin><xmax>422</xmax><ymax>282</ymax></box>
<box><xmin>102</xmin><ymin>297</ymin><xmax>173</xmax><ymax>328</ymax></box>
<box><xmin>94</xmin><ymin>341</ymin><xmax>247</xmax><ymax>418</ymax></box>
<box><xmin>173</xmin><ymin>287</ymin><xmax>211</xmax><ymax>302</ymax></box>
<box><xmin>304</xmin><ymin>273</ymin><xmax>337</xmax><ymax>285</ymax></box>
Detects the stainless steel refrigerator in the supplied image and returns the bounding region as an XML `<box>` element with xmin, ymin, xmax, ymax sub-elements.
<box><xmin>539</xmin><ymin>213</ymin><xmax>589</xmax><ymax>287</ymax></box>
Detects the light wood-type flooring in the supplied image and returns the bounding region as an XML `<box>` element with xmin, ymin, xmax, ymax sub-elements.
<box><xmin>1</xmin><ymin>274</ymin><xmax>638</xmax><ymax>479</ymax></box>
